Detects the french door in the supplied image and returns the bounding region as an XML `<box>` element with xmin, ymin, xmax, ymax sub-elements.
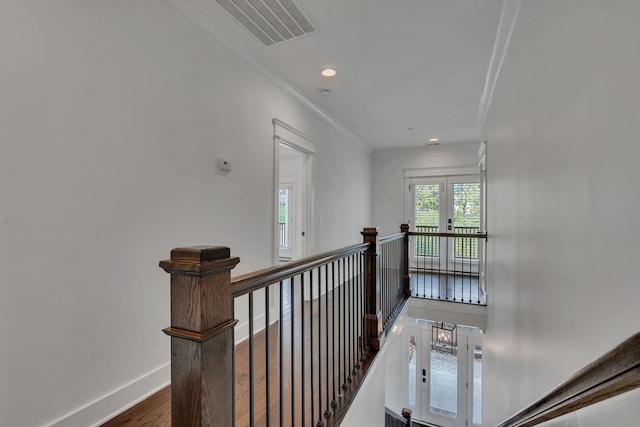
<box><xmin>407</xmin><ymin>326</ymin><xmax>483</xmax><ymax>427</ymax></box>
<box><xmin>409</xmin><ymin>175</ymin><xmax>480</xmax><ymax>270</ymax></box>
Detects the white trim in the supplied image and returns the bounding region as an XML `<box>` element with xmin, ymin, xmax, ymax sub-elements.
<box><xmin>405</xmin><ymin>173</ymin><xmax>481</xmax><ymax>226</ymax></box>
<box><xmin>306</xmin><ymin>154</ymin><xmax>315</xmax><ymax>257</ymax></box>
<box><xmin>48</xmin><ymin>364</ymin><xmax>170</xmax><ymax>427</ymax></box>
<box><xmin>476</xmin><ymin>0</ymin><xmax>523</xmax><ymax>131</ymax></box>
<box><xmin>403</xmin><ymin>164</ymin><xmax>479</xmax><ymax>179</ymax></box>
<box><xmin>477</xmin><ymin>141</ymin><xmax>487</xmax><ymax>167</ymax></box>
<box><xmin>275</xmin><ymin>135</ymin><xmax>315</xmax><ymax>155</ymax></box>
<box><xmin>405</xmin><ymin>299</ymin><xmax>487</xmax><ymax>332</ymax></box>
<box><xmin>273</xmin><ymin>133</ymin><xmax>280</xmax><ymax>265</ymax></box>
<box><xmin>272</xmin><ymin>118</ymin><xmax>317</xmax><ymax>152</ymax></box>
<box><xmin>235</xmin><ymin>309</ymin><xmax>279</xmax><ymax>345</ymax></box>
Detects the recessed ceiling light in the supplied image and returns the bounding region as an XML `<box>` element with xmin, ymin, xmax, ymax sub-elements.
<box><xmin>321</xmin><ymin>68</ymin><xmax>336</xmax><ymax>77</ymax></box>
<box><xmin>429</xmin><ymin>137</ymin><xmax>439</xmax><ymax>142</ymax></box>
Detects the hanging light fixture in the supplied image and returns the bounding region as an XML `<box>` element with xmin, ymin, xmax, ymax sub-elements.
<box><xmin>432</xmin><ymin>321</ymin><xmax>457</xmax><ymax>353</ymax></box>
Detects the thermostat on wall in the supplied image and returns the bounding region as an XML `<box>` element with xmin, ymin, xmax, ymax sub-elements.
<box><xmin>218</xmin><ymin>158</ymin><xmax>232</xmax><ymax>171</ymax></box>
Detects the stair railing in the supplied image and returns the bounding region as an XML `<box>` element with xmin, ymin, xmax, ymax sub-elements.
<box><xmin>496</xmin><ymin>332</ymin><xmax>640</xmax><ymax>427</ymax></box>
<box><xmin>160</xmin><ymin>227</ymin><xmax>410</xmax><ymax>426</ymax></box>
<box><xmin>407</xmin><ymin>226</ymin><xmax>488</xmax><ymax>304</ymax></box>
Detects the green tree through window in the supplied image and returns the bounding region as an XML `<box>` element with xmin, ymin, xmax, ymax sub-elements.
<box><xmin>414</xmin><ymin>182</ymin><xmax>480</xmax><ymax>258</ymax></box>
<box><xmin>453</xmin><ymin>183</ymin><xmax>480</xmax><ymax>227</ymax></box>
<box><xmin>415</xmin><ymin>184</ymin><xmax>440</xmax><ymax>227</ymax></box>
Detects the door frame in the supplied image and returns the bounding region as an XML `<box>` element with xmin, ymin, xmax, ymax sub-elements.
<box><xmin>273</xmin><ymin>119</ymin><xmax>316</xmax><ymax>264</ymax></box>
<box><xmin>467</xmin><ymin>335</ymin><xmax>483</xmax><ymax>426</ymax></box>
<box><xmin>407</xmin><ymin>174</ymin><xmax>480</xmax><ymax>270</ymax></box>
<box><xmin>420</xmin><ymin>329</ymin><xmax>468</xmax><ymax>427</ymax></box>
<box><xmin>404</xmin><ymin>322</ymin><xmax>483</xmax><ymax>427</ymax></box>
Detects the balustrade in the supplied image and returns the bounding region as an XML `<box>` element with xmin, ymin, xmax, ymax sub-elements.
<box><xmin>160</xmin><ymin>227</ymin><xmax>410</xmax><ymax>426</ymax></box>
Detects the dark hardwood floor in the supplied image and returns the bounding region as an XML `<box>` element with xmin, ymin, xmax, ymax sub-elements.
<box><xmin>410</xmin><ymin>271</ymin><xmax>482</xmax><ymax>304</ymax></box>
<box><xmin>101</xmin><ymin>386</ymin><xmax>170</xmax><ymax>427</ymax></box>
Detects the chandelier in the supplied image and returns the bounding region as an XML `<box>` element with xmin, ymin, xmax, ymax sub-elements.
<box><xmin>432</xmin><ymin>322</ymin><xmax>457</xmax><ymax>353</ymax></box>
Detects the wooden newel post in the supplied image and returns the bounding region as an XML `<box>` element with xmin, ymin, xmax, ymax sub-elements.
<box><xmin>362</xmin><ymin>227</ymin><xmax>384</xmax><ymax>351</ymax></box>
<box><xmin>160</xmin><ymin>246</ymin><xmax>240</xmax><ymax>427</ymax></box>
<box><xmin>402</xmin><ymin>407</ymin><xmax>413</xmax><ymax>427</ymax></box>
<box><xmin>400</xmin><ymin>224</ymin><xmax>411</xmax><ymax>297</ymax></box>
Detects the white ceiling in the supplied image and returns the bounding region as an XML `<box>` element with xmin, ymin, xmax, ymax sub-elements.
<box><xmin>164</xmin><ymin>0</ymin><xmax>504</xmax><ymax>149</ymax></box>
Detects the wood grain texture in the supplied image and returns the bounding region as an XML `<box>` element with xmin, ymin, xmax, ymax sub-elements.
<box><xmin>400</xmin><ymin>224</ymin><xmax>411</xmax><ymax>297</ymax></box>
<box><xmin>114</xmin><ymin>241</ymin><xmax>640</xmax><ymax>427</ymax></box>
<box><xmin>231</xmin><ymin>243</ymin><xmax>368</xmax><ymax>299</ymax></box>
<box><xmin>161</xmin><ymin>246</ymin><xmax>239</xmax><ymax>427</ymax></box>
<box><xmin>102</xmin><ymin>278</ymin><xmax>390</xmax><ymax>427</ymax></box>
<box><xmin>105</xmin><ymin>241</ymin><xmax>412</xmax><ymax>427</ymax></box>
<box><xmin>361</xmin><ymin>228</ymin><xmax>383</xmax><ymax>351</ymax></box>
<box><xmin>497</xmin><ymin>331</ymin><xmax>640</xmax><ymax>427</ymax></box>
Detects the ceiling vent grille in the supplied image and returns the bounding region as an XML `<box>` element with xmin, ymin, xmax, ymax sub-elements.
<box><xmin>216</xmin><ymin>0</ymin><xmax>316</xmax><ymax>46</ymax></box>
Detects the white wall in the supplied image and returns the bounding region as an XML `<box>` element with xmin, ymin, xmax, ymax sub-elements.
<box><xmin>312</xmin><ymin>127</ymin><xmax>372</xmax><ymax>251</ymax></box>
<box><xmin>342</xmin><ymin>310</ymin><xmax>407</xmax><ymax>427</ymax></box>
<box><xmin>340</xmin><ymin>353</ymin><xmax>386</xmax><ymax>427</ymax></box>
<box><xmin>372</xmin><ymin>142</ymin><xmax>481</xmax><ymax>236</ymax></box>
<box><xmin>536</xmin><ymin>387</ymin><xmax>640</xmax><ymax>427</ymax></box>
<box><xmin>0</xmin><ymin>1</ymin><xmax>371</xmax><ymax>426</ymax></box>
<box><xmin>482</xmin><ymin>1</ymin><xmax>640</xmax><ymax>425</ymax></box>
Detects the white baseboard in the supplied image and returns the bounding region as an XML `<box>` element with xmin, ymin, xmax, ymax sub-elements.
<box><xmin>236</xmin><ymin>308</ymin><xmax>279</xmax><ymax>345</ymax></box>
<box><xmin>48</xmin><ymin>363</ymin><xmax>170</xmax><ymax>427</ymax></box>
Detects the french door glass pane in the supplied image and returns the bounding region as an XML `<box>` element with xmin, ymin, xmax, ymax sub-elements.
<box><xmin>414</xmin><ymin>184</ymin><xmax>440</xmax><ymax>257</ymax></box>
<box><xmin>408</xmin><ymin>334</ymin><xmax>417</xmax><ymax>406</ymax></box>
<box><xmin>452</xmin><ymin>183</ymin><xmax>480</xmax><ymax>259</ymax></box>
<box><xmin>473</xmin><ymin>345</ymin><xmax>482</xmax><ymax>425</ymax></box>
<box><xmin>429</xmin><ymin>345</ymin><xmax>458</xmax><ymax>419</ymax></box>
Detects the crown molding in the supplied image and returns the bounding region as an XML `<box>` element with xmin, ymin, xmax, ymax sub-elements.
<box><xmin>162</xmin><ymin>0</ymin><xmax>371</xmax><ymax>154</ymax></box>
<box><xmin>476</xmin><ymin>0</ymin><xmax>523</xmax><ymax>132</ymax></box>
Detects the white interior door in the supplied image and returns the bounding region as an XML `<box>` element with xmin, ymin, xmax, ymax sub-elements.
<box><xmin>420</xmin><ymin>329</ymin><xmax>468</xmax><ymax>427</ymax></box>
<box><xmin>277</xmin><ymin>141</ymin><xmax>311</xmax><ymax>261</ymax></box>
<box><xmin>405</xmin><ymin>324</ymin><xmax>483</xmax><ymax>427</ymax></box>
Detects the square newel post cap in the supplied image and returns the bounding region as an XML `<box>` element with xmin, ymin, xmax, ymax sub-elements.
<box><xmin>361</xmin><ymin>228</ymin><xmax>379</xmax><ymax>246</ymax></box>
<box><xmin>171</xmin><ymin>246</ymin><xmax>229</xmax><ymax>262</ymax></box>
<box><xmin>159</xmin><ymin>245</ymin><xmax>240</xmax><ymax>274</ymax></box>
<box><xmin>361</xmin><ymin>227</ymin><xmax>379</xmax><ymax>236</ymax></box>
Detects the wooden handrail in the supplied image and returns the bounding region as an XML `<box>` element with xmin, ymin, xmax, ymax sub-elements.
<box><xmin>497</xmin><ymin>331</ymin><xmax>640</xmax><ymax>427</ymax></box>
<box><xmin>159</xmin><ymin>228</ymin><xmax>411</xmax><ymax>427</ymax></box>
<box><xmin>231</xmin><ymin>242</ymin><xmax>369</xmax><ymax>298</ymax></box>
<box><xmin>385</xmin><ymin>407</ymin><xmax>413</xmax><ymax>427</ymax></box>
<box><xmin>408</xmin><ymin>231</ymin><xmax>488</xmax><ymax>239</ymax></box>
<box><xmin>379</xmin><ymin>232</ymin><xmax>405</xmax><ymax>244</ymax></box>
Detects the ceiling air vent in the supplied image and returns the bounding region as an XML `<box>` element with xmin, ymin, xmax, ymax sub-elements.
<box><xmin>216</xmin><ymin>0</ymin><xmax>316</xmax><ymax>46</ymax></box>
